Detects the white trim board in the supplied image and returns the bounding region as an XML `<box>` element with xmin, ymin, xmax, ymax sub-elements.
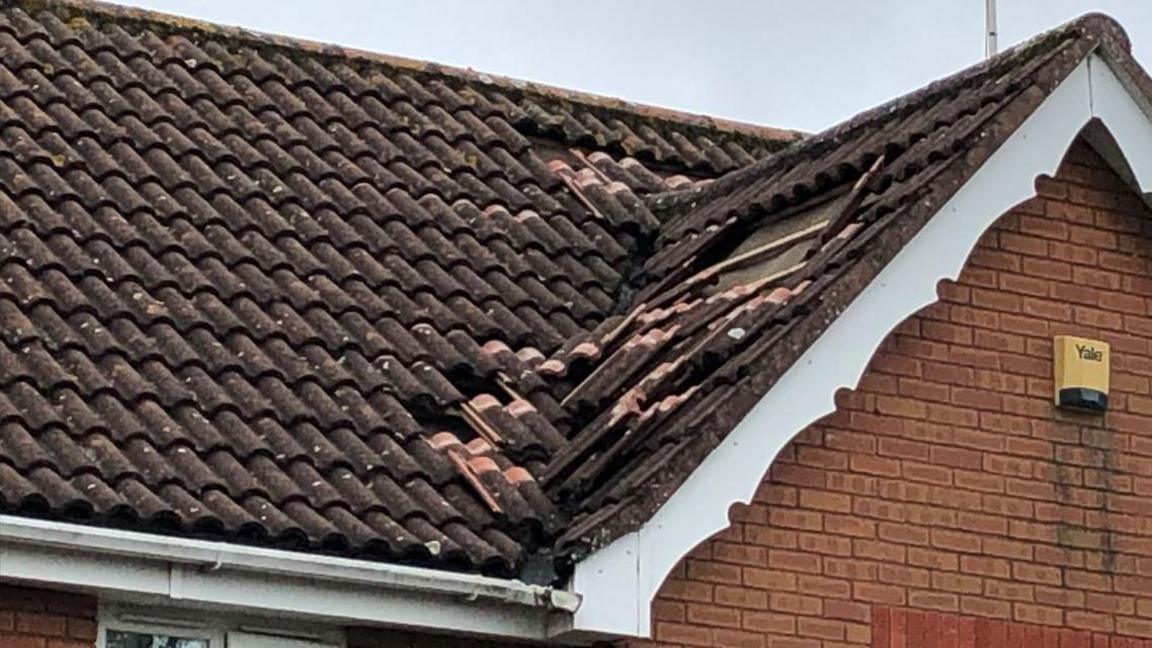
<box><xmin>0</xmin><ymin>515</ymin><xmax>580</xmax><ymax>643</ymax></box>
<box><xmin>570</xmin><ymin>52</ymin><xmax>1152</xmax><ymax>638</ymax></box>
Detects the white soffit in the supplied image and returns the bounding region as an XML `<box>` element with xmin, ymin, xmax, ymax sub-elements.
<box><xmin>0</xmin><ymin>515</ymin><xmax>579</xmax><ymax>642</ymax></box>
<box><xmin>571</xmin><ymin>52</ymin><xmax>1152</xmax><ymax>638</ymax></box>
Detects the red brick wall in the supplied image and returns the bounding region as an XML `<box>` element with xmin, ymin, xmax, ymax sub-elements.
<box><xmin>0</xmin><ymin>583</ymin><xmax>97</xmax><ymax>648</ymax></box>
<box><xmin>636</xmin><ymin>139</ymin><xmax>1152</xmax><ymax>648</ymax></box>
<box><xmin>870</xmin><ymin>607</ymin><xmax>1152</xmax><ymax>648</ymax></box>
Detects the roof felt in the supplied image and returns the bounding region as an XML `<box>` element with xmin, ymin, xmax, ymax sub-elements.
<box><xmin>0</xmin><ymin>0</ymin><xmax>1146</xmax><ymax>581</ymax></box>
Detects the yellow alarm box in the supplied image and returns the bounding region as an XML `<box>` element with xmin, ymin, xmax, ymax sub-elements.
<box><xmin>1053</xmin><ymin>335</ymin><xmax>1109</xmax><ymax>412</ymax></box>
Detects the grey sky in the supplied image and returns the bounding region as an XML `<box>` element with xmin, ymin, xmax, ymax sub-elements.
<box><xmin>122</xmin><ymin>1</ymin><xmax>1152</xmax><ymax>134</ymax></box>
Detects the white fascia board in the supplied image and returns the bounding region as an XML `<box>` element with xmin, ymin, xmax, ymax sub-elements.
<box><xmin>0</xmin><ymin>515</ymin><xmax>579</xmax><ymax>642</ymax></box>
<box><xmin>572</xmin><ymin>52</ymin><xmax>1152</xmax><ymax>638</ymax></box>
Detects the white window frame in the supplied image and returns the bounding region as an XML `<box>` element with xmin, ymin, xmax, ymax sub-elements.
<box><xmin>98</xmin><ymin>616</ymin><xmax>223</xmax><ymax>648</ymax></box>
<box><xmin>98</xmin><ymin>603</ymin><xmax>345</xmax><ymax>648</ymax></box>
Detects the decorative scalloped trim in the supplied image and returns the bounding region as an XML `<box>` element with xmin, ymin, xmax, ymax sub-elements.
<box><xmin>570</xmin><ymin>54</ymin><xmax>1152</xmax><ymax>638</ymax></box>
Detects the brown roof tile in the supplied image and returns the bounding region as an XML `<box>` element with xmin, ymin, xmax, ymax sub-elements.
<box><xmin>0</xmin><ymin>0</ymin><xmax>794</xmax><ymax>578</ymax></box>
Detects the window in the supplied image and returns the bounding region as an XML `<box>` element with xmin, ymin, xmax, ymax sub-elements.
<box><xmin>105</xmin><ymin>629</ymin><xmax>212</xmax><ymax>648</ymax></box>
<box><xmin>98</xmin><ymin>618</ymin><xmax>221</xmax><ymax>648</ymax></box>
<box><xmin>99</xmin><ymin>606</ymin><xmax>343</xmax><ymax>648</ymax></box>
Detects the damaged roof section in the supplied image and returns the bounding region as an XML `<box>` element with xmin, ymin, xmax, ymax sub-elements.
<box><xmin>0</xmin><ymin>0</ymin><xmax>796</xmax><ymax>577</ymax></box>
<box><xmin>543</xmin><ymin>13</ymin><xmax>1141</xmax><ymax>553</ymax></box>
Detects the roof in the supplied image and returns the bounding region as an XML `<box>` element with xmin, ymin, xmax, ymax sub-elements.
<box><xmin>0</xmin><ymin>0</ymin><xmax>1146</xmax><ymax>583</ymax></box>
<box><xmin>541</xmin><ymin>13</ymin><xmax>1149</xmax><ymax>553</ymax></box>
<box><xmin>0</xmin><ymin>0</ymin><xmax>798</xmax><ymax>577</ymax></box>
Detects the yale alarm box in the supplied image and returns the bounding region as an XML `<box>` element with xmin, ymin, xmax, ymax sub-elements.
<box><xmin>1053</xmin><ymin>335</ymin><xmax>1110</xmax><ymax>412</ymax></box>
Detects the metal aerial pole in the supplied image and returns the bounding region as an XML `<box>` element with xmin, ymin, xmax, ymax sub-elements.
<box><xmin>986</xmin><ymin>0</ymin><xmax>999</xmax><ymax>58</ymax></box>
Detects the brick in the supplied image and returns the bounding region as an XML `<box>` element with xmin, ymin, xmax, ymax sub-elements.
<box><xmin>796</xmin><ymin>531</ymin><xmax>852</xmax><ymax>556</ymax></box>
<box><xmin>851</xmin><ymin>455</ymin><xmax>902</xmax><ymax>477</ymax></box>
<box><xmin>825</xmin><ymin>430</ymin><xmax>879</xmax><ymax>454</ymax></box>
<box><xmin>1021</xmin><ymin>296</ymin><xmax>1073</xmax><ymax>321</ymax></box>
<box><xmin>926</xmin><ymin>403</ymin><xmax>979</xmax><ymax>427</ymax></box>
<box><xmin>662</xmin><ymin>578</ymin><xmax>715</xmax><ymax>603</ymax></box>
<box><xmin>825</xmin><ymin>599</ymin><xmax>871</xmax><ymax>624</ymax></box>
<box><xmin>908</xmin><ymin>547</ymin><xmax>957</xmax><ymax>571</ymax></box>
<box><xmin>742</xmin><ymin>568</ymin><xmax>797</xmax><ymax>591</ymax></box>
<box><xmin>959</xmin><ymin>595</ymin><xmax>1011</xmax><ymax>619</ymax></box>
<box><xmin>1116</xmin><ymin>616</ymin><xmax>1152</xmax><ymax>638</ymax></box>
<box><xmin>982</xmin><ymin>537</ymin><xmax>1034</xmax><ymax>561</ymax></box>
<box><xmin>655</xmin><ymin>622</ymin><xmax>713</xmax><ymax>646</ymax></box>
<box><xmin>879</xmin><ymin>437</ymin><xmax>932</xmax><ymax>461</ymax></box>
<box><xmin>1022</xmin><ymin>257</ymin><xmax>1071</xmax><ymax>281</ymax></box>
<box><xmin>824</xmin><ymin>557</ymin><xmax>878</xmax><ymax>582</ymax></box>
<box><xmin>854</xmin><ymin>539</ymin><xmax>906</xmax><ymax>564</ymax></box>
<box><xmin>742</xmin><ymin>611</ymin><xmax>796</xmax><ymax>634</ymax></box>
<box><xmin>902</xmin><ymin>461</ymin><xmax>953</xmax><ymax>486</ymax></box>
<box><xmin>796</xmin><ymin>617</ymin><xmax>846</xmax><ymax>641</ymax></box>
<box><xmin>878</xmin><ymin>565</ymin><xmax>929</xmax><ymax>592</ymax></box>
<box><xmin>1020</xmin><ymin>215</ymin><xmax>1068</xmax><ymax>240</ymax></box>
<box><xmin>688</xmin><ymin>560</ymin><xmax>743</xmax><ymax>585</ymax></box>
<box><xmin>796</xmin><ymin>574</ymin><xmax>851</xmax><ymax>599</ymax></box>
<box><xmin>713</xmin><ymin>586</ymin><xmax>767</xmax><ymax>610</ymax></box>
<box><xmin>1014</xmin><ymin>603</ymin><xmax>1064</xmax><ymax>627</ymax></box>
<box><xmin>908</xmin><ymin>590</ymin><xmax>960</xmax><ymax>612</ymax></box>
<box><xmin>826</xmin><ymin>471</ymin><xmax>879</xmax><ymax>497</ymax></box>
<box><xmin>795</xmin><ymin>446</ymin><xmax>849</xmax><ymax>470</ymax></box>
<box><xmin>959</xmin><ymin>556</ymin><xmax>1010</xmax><ymax>579</ymax></box>
<box><xmin>853</xmin><ymin>582</ymin><xmax>906</xmax><ymax>606</ymax></box>
<box><xmin>713</xmin><ymin>542</ymin><xmax>768</xmax><ymax>567</ymax></box>
<box><xmin>1064</xmin><ymin>569</ymin><xmax>1111</xmax><ymax>593</ymax></box>
<box><xmin>930</xmin><ymin>446</ymin><xmax>983</xmax><ymax>470</ymax></box>
<box><xmin>1011</xmin><ymin>561</ymin><xmax>1062</xmax><ymax>586</ymax></box>
<box><xmin>984</xmin><ymin>579</ymin><xmax>1035</xmax><ymax>602</ymax></box>
<box><xmin>1066</xmin><ymin>610</ymin><xmax>1115</xmax><ymax>634</ymax></box>
<box><xmin>930</xmin><ymin>529</ymin><xmax>980</xmax><ymax>554</ymax></box>
<box><xmin>768</xmin><ymin>550</ymin><xmax>821</xmax><ymax>574</ymax></box>
<box><xmin>878</xmin><ymin>523</ymin><xmax>929</xmax><ymax>547</ymax></box>
<box><xmin>769</xmin><ymin>592</ymin><xmax>822</xmax><ymax>616</ymax></box>
<box><xmin>653</xmin><ymin>600</ymin><xmax>686</xmax><ymax>622</ymax></box>
<box><xmin>931</xmin><ymin>572</ymin><xmax>983</xmax><ymax>595</ymax></box>
<box><xmin>686</xmin><ymin>604</ymin><xmax>741</xmax><ymax>628</ymax></box>
<box><xmin>745</xmin><ymin>523</ymin><xmax>800</xmax><ymax>548</ymax></box>
<box><xmin>797</xmin><ymin>489</ymin><xmax>851</xmax><ymax>513</ymax></box>
<box><xmin>954</xmin><ymin>469</ymin><xmax>1004</xmax><ymax>493</ymax></box>
<box><xmin>824</xmin><ymin>514</ymin><xmax>877</xmax><ymax>538</ymax></box>
<box><xmin>711</xmin><ymin>628</ymin><xmax>766</xmax><ymax>648</ymax></box>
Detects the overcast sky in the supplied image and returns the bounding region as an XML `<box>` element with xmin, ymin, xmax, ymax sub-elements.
<box><xmin>122</xmin><ymin>1</ymin><xmax>1152</xmax><ymax>134</ymax></box>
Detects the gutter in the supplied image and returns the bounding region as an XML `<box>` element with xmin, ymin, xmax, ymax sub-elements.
<box><xmin>0</xmin><ymin>515</ymin><xmax>581</xmax><ymax>641</ymax></box>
